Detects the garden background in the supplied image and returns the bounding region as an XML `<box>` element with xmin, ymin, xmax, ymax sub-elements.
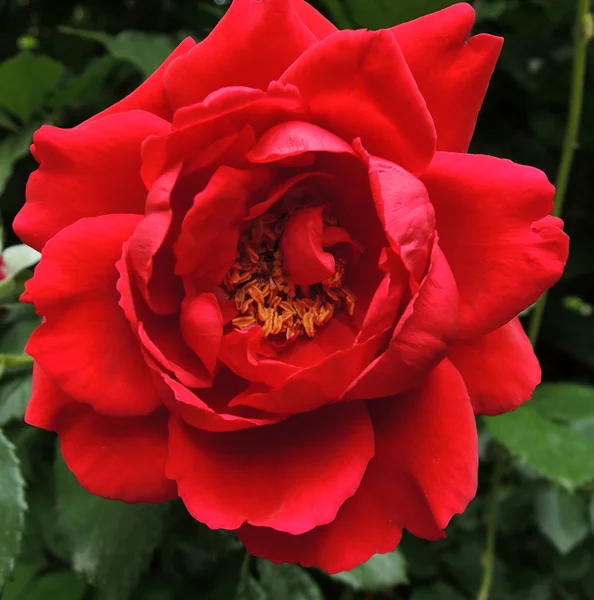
<box><xmin>1</xmin><ymin>0</ymin><xmax>593</xmax><ymax>598</ymax></box>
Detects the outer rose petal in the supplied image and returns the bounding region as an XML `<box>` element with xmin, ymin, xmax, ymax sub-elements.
<box><xmin>239</xmin><ymin>483</ymin><xmax>403</xmax><ymax>575</ymax></box>
<box><xmin>89</xmin><ymin>38</ymin><xmax>196</xmax><ymax>122</ymax></box>
<box><xmin>391</xmin><ymin>3</ymin><xmax>503</xmax><ymax>152</ymax></box>
<box><xmin>57</xmin><ymin>406</ymin><xmax>177</xmax><ymax>503</ymax></box>
<box><xmin>166</xmin><ymin>401</ymin><xmax>374</xmax><ymax>535</ymax></box>
<box><xmin>26</xmin><ymin>215</ymin><xmax>162</xmax><ymax>416</ymax></box>
<box><xmin>422</xmin><ymin>152</ymin><xmax>569</xmax><ymax>339</ymax></box>
<box><xmin>27</xmin><ymin>365</ymin><xmax>175</xmax><ymax>503</ymax></box>
<box><xmin>292</xmin><ymin>0</ymin><xmax>337</xmax><ymax>40</ymax></box>
<box><xmin>164</xmin><ymin>0</ymin><xmax>316</xmax><ymax>110</ymax></box>
<box><xmin>14</xmin><ymin>111</ymin><xmax>170</xmax><ymax>251</ymax></box>
<box><xmin>449</xmin><ymin>317</ymin><xmax>541</xmax><ymax>415</ymax></box>
<box><xmin>25</xmin><ymin>366</ymin><xmax>75</xmax><ymax>431</ymax></box>
<box><xmin>280</xmin><ymin>29</ymin><xmax>436</xmax><ymax>176</ymax></box>
<box><xmin>239</xmin><ymin>360</ymin><xmax>478</xmax><ymax>573</ymax></box>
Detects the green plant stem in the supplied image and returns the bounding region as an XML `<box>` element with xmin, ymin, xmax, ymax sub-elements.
<box><xmin>477</xmin><ymin>4</ymin><xmax>591</xmax><ymax>599</ymax></box>
<box><xmin>0</xmin><ymin>353</ymin><xmax>34</xmax><ymax>368</ymax></box>
<box><xmin>476</xmin><ymin>458</ymin><xmax>504</xmax><ymax>600</ymax></box>
<box><xmin>528</xmin><ymin>0</ymin><xmax>592</xmax><ymax>346</ymax></box>
<box><xmin>240</xmin><ymin>550</ymin><xmax>251</xmax><ymax>579</ymax></box>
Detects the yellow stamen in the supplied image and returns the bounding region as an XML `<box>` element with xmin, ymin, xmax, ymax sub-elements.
<box><xmin>223</xmin><ymin>212</ymin><xmax>358</xmax><ymax>338</ymax></box>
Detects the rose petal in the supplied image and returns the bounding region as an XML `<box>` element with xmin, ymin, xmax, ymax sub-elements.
<box><xmin>239</xmin><ymin>360</ymin><xmax>477</xmax><ymax>573</ymax></box>
<box><xmin>138</xmin><ymin>318</ymin><xmax>212</xmax><ymax>389</ymax></box>
<box><xmin>229</xmin><ymin>319</ymin><xmax>389</xmax><ymax>415</ymax></box>
<box><xmin>449</xmin><ymin>317</ymin><xmax>541</xmax><ymax>415</ymax></box>
<box><xmin>280</xmin><ymin>29</ymin><xmax>436</xmax><ymax>175</ymax></box>
<box><xmin>357</xmin><ymin>144</ymin><xmax>435</xmax><ymax>283</ymax></box>
<box><xmin>25</xmin><ymin>365</ymin><xmax>75</xmax><ymax>431</ymax></box>
<box><xmin>357</xmin><ymin>265</ymin><xmax>408</xmax><ymax>344</ymax></box>
<box><xmin>346</xmin><ymin>243</ymin><xmax>458</xmax><ymax>400</ymax></box>
<box><xmin>219</xmin><ymin>327</ymin><xmax>301</xmax><ymax>389</ymax></box>
<box><xmin>57</xmin><ymin>405</ymin><xmax>177</xmax><ymax>503</ymax></box>
<box><xmin>174</xmin><ymin>166</ymin><xmax>274</xmax><ymax>280</ymax></box>
<box><xmin>164</xmin><ymin>0</ymin><xmax>316</xmax><ymax>110</ymax></box>
<box><xmin>180</xmin><ymin>293</ymin><xmax>223</xmax><ymax>377</ymax></box>
<box><xmin>127</xmin><ymin>162</ymin><xmax>184</xmax><ymax>315</ymax></box>
<box><xmin>167</xmin><ymin>401</ymin><xmax>374</xmax><ymax>534</ymax></box>
<box><xmin>14</xmin><ymin>111</ymin><xmax>170</xmax><ymax>251</ymax></box>
<box><xmin>422</xmin><ymin>152</ymin><xmax>569</xmax><ymax>338</ymax></box>
<box><xmin>171</xmin><ymin>83</ymin><xmax>309</xmax><ymax>141</ymax></box>
<box><xmin>163</xmin><ymin>373</ymin><xmax>284</xmax><ymax>433</ymax></box>
<box><xmin>246</xmin><ymin>121</ymin><xmax>356</xmax><ymax>164</ymax></box>
<box><xmin>391</xmin><ymin>3</ymin><xmax>503</xmax><ymax>152</ymax></box>
<box><xmin>282</xmin><ymin>206</ymin><xmax>336</xmax><ymax>285</ymax></box>
<box><xmin>26</xmin><ymin>215</ymin><xmax>161</xmax><ymax>416</ymax></box>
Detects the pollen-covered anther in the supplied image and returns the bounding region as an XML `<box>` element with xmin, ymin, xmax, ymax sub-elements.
<box><xmin>225</xmin><ymin>211</ymin><xmax>358</xmax><ymax>339</ymax></box>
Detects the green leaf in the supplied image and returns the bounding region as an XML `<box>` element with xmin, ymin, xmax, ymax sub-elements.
<box><xmin>484</xmin><ymin>406</ymin><xmax>594</xmax><ymax>490</ymax></box>
<box><xmin>0</xmin><ymin>372</ymin><xmax>32</xmax><ymax>425</ymax></box>
<box><xmin>531</xmin><ymin>384</ymin><xmax>594</xmax><ymax>422</ymax></box>
<box><xmin>58</xmin><ymin>28</ymin><xmax>176</xmax><ymax>78</ymax></box>
<box><xmin>1</xmin><ymin>562</ymin><xmax>42</xmax><ymax>600</ymax></box>
<box><xmin>344</xmin><ymin>0</ymin><xmax>457</xmax><ymax>29</ymax></box>
<box><xmin>0</xmin><ymin>304</ymin><xmax>41</xmax><ymax>355</ymax></box>
<box><xmin>544</xmin><ymin>302</ymin><xmax>594</xmax><ymax>369</ymax></box>
<box><xmin>0</xmin><ymin>429</ymin><xmax>27</xmax><ymax>587</ymax></box>
<box><xmin>331</xmin><ymin>550</ymin><xmax>408</xmax><ymax>591</ymax></box>
<box><xmin>318</xmin><ymin>0</ymin><xmax>354</xmax><ymax>28</ymax></box>
<box><xmin>0</xmin><ymin>127</ymin><xmax>36</xmax><ymax>198</ymax></box>
<box><xmin>535</xmin><ymin>488</ymin><xmax>589</xmax><ymax>555</ymax></box>
<box><xmin>235</xmin><ymin>561</ymin><xmax>267</xmax><ymax>600</ymax></box>
<box><xmin>475</xmin><ymin>0</ymin><xmax>508</xmax><ymax>21</ymax></box>
<box><xmin>0</xmin><ymin>279</ymin><xmax>18</xmax><ymax>303</ymax></box>
<box><xmin>508</xmin><ymin>581</ymin><xmax>553</xmax><ymax>600</ymax></box>
<box><xmin>237</xmin><ymin>576</ymin><xmax>267</xmax><ymax>600</ymax></box>
<box><xmin>48</xmin><ymin>56</ymin><xmax>118</xmax><ymax>111</ymax></box>
<box><xmin>0</xmin><ymin>110</ymin><xmax>18</xmax><ymax>132</ymax></box>
<box><xmin>0</xmin><ymin>53</ymin><xmax>65</xmax><ymax>122</ymax></box>
<box><xmin>2</xmin><ymin>245</ymin><xmax>40</xmax><ymax>278</ymax></box>
<box><xmin>258</xmin><ymin>561</ymin><xmax>322</xmax><ymax>599</ymax></box>
<box><xmin>130</xmin><ymin>576</ymin><xmax>176</xmax><ymax>600</ymax></box>
<box><xmin>399</xmin><ymin>535</ymin><xmax>438</xmax><ymax>579</ymax></box>
<box><xmin>554</xmin><ymin>546</ymin><xmax>592</xmax><ymax>581</ymax></box>
<box><xmin>17</xmin><ymin>36</ymin><xmax>40</xmax><ymax>52</ymax></box>
<box><xmin>410</xmin><ymin>582</ymin><xmax>465</xmax><ymax>600</ymax></box>
<box><xmin>17</xmin><ymin>571</ymin><xmax>87</xmax><ymax>600</ymax></box>
<box><xmin>55</xmin><ymin>453</ymin><xmax>169</xmax><ymax>600</ymax></box>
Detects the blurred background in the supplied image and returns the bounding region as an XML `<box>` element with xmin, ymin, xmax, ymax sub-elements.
<box><xmin>0</xmin><ymin>0</ymin><xmax>593</xmax><ymax>599</ymax></box>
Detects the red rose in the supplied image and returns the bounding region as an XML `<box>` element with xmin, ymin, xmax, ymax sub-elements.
<box><xmin>15</xmin><ymin>0</ymin><xmax>568</xmax><ymax>573</ymax></box>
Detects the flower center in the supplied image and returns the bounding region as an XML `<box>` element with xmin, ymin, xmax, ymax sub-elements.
<box><xmin>222</xmin><ymin>211</ymin><xmax>357</xmax><ymax>339</ymax></box>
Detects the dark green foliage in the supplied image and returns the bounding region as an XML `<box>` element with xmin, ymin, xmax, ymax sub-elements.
<box><xmin>1</xmin><ymin>0</ymin><xmax>594</xmax><ymax>598</ymax></box>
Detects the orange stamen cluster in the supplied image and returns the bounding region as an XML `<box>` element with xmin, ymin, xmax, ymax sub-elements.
<box><xmin>222</xmin><ymin>212</ymin><xmax>356</xmax><ymax>339</ymax></box>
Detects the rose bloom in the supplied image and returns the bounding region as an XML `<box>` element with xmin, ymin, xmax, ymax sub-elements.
<box><xmin>15</xmin><ymin>0</ymin><xmax>568</xmax><ymax>573</ymax></box>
